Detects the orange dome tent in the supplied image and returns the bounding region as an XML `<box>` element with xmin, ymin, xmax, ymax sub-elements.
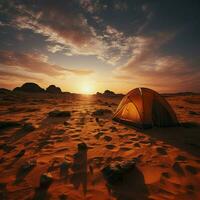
<box><xmin>113</xmin><ymin>88</ymin><xmax>178</xmax><ymax>128</ymax></box>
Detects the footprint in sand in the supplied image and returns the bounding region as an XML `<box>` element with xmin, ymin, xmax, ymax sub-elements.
<box><xmin>71</xmin><ymin>134</ymin><xmax>79</xmax><ymax>138</ymax></box>
<box><xmin>120</xmin><ymin>147</ymin><xmax>132</xmax><ymax>151</ymax></box>
<box><xmin>185</xmin><ymin>184</ymin><xmax>195</xmax><ymax>192</ymax></box>
<box><xmin>156</xmin><ymin>147</ymin><xmax>167</xmax><ymax>155</ymax></box>
<box><xmin>175</xmin><ymin>155</ymin><xmax>187</xmax><ymax>161</ymax></box>
<box><xmin>105</xmin><ymin>144</ymin><xmax>115</xmax><ymax>150</ymax></box>
<box><xmin>172</xmin><ymin>162</ymin><xmax>185</xmax><ymax>175</ymax></box>
<box><xmin>103</xmin><ymin>136</ymin><xmax>112</xmax><ymax>142</ymax></box>
<box><xmin>94</xmin><ymin>132</ymin><xmax>104</xmax><ymax>139</ymax></box>
<box><xmin>130</xmin><ymin>137</ymin><xmax>138</xmax><ymax>141</ymax></box>
<box><xmin>185</xmin><ymin>165</ymin><xmax>198</xmax><ymax>175</ymax></box>
<box><xmin>133</xmin><ymin>143</ymin><xmax>141</xmax><ymax>147</ymax></box>
<box><xmin>125</xmin><ymin>141</ymin><xmax>133</xmax><ymax>144</ymax></box>
<box><xmin>162</xmin><ymin>172</ymin><xmax>171</xmax><ymax>178</ymax></box>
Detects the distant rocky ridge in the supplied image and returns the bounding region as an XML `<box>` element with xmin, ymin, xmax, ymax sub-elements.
<box><xmin>13</xmin><ymin>83</ymin><xmax>45</xmax><ymax>93</ymax></box>
<box><xmin>46</xmin><ymin>85</ymin><xmax>62</xmax><ymax>93</ymax></box>
<box><xmin>96</xmin><ymin>90</ymin><xmax>124</xmax><ymax>98</ymax></box>
<box><xmin>13</xmin><ymin>82</ymin><xmax>62</xmax><ymax>94</ymax></box>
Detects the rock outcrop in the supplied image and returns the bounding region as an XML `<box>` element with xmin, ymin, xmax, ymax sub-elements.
<box><xmin>13</xmin><ymin>82</ymin><xmax>45</xmax><ymax>93</ymax></box>
<box><xmin>46</xmin><ymin>85</ymin><xmax>62</xmax><ymax>93</ymax></box>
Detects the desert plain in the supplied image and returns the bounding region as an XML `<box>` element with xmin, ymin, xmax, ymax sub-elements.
<box><xmin>0</xmin><ymin>91</ymin><xmax>200</xmax><ymax>200</ymax></box>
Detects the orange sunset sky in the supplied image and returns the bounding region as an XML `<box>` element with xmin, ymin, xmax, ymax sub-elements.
<box><xmin>0</xmin><ymin>0</ymin><xmax>200</xmax><ymax>94</ymax></box>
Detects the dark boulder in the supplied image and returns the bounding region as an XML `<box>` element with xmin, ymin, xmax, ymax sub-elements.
<box><xmin>102</xmin><ymin>160</ymin><xmax>149</xmax><ymax>200</ymax></box>
<box><xmin>103</xmin><ymin>90</ymin><xmax>116</xmax><ymax>97</ymax></box>
<box><xmin>92</xmin><ymin>109</ymin><xmax>112</xmax><ymax>116</ymax></box>
<box><xmin>102</xmin><ymin>160</ymin><xmax>136</xmax><ymax>185</ymax></box>
<box><xmin>77</xmin><ymin>142</ymin><xmax>88</xmax><ymax>151</ymax></box>
<box><xmin>39</xmin><ymin>173</ymin><xmax>53</xmax><ymax>189</ymax></box>
<box><xmin>0</xmin><ymin>121</ymin><xmax>21</xmax><ymax>129</ymax></box>
<box><xmin>46</xmin><ymin>85</ymin><xmax>62</xmax><ymax>93</ymax></box>
<box><xmin>48</xmin><ymin>110</ymin><xmax>71</xmax><ymax>117</ymax></box>
<box><xmin>13</xmin><ymin>82</ymin><xmax>45</xmax><ymax>93</ymax></box>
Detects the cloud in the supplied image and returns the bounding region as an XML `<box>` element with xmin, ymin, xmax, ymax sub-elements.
<box><xmin>1</xmin><ymin>0</ymin><xmax>136</xmax><ymax>65</ymax></box>
<box><xmin>0</xmin><ymin>69</ymin><xmax>44</xmax><ymax>89</ymax></box>
<box><xmin>0</xmin><ymin>50</ymin><xmax>64</xmax><ymax>76</ymax></box>
<box><xmin>0</xmin><ymin>50</ymin><xmax>94</xmax><ymax>78</ymax></box>
<box><xmin>65</xmin><ymin>68</ymin><xmax>94</xmax><ymax>76</ymax></box>
<box><xmin>114</xmin><ymin>33</ymin><xmax>200</xmax><ymax>92</ymax></box>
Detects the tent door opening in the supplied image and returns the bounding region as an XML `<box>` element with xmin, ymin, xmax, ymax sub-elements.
<box><xmin>152</xmin><ymin>99</ymin><xmax>172</xmax><ymax>127</ymax></box>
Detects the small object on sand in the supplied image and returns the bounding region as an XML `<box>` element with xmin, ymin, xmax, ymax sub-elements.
<box><xmin>110</xmin><ymin>126</ymin><xmax>117</xmax><ymax>132</ymax></box>
<box><xmin>175</xmin><ymin>155</ymin><xmax>187</xmax><ymax>161</ymax></box>
<box><xmin>78</xmin><ymin>142</ymin><xmax>88</xmax><ymax>151</ymax></box>
<box><xmin>64</xmin><ymin>121</ymin><xmax>69</xmax><ymax>126</ymax></box>
<box><xmin>186</xmin><ymin>184</ymin><xmax>194</xmax><ymax>191</ymax></box>
<box><xmin>104</xmin><ymin>135</ymin><xmax>112</xmax><ymax>142</ymax></box>
<box><xmin>48</xmin><ymin>110</ymin><xmax>71</xmax><ymax>117</ymax></box>
<box><xmin>92</xmin><ymin>109</ymin><xmax>112</xmax><ymax>116</ymax></box>
<box><xmin>0</xmin><ymin>157</ymin><xmax>5</xmax><ymax>164</ymax></box>
<box><xmin>0</xmin><ymin>144</ymin><xmax>16</xmax><ymax>153</ymax></box>
<box><xmin>102</xmin><ymin>160</ymin><xmax>136</xmax><ymax>185</ymax></box>
<box><xmin>156</xmin><ymin>147</ymin><xmax>167</xmax><ymax>155</ymax></box>
<box><xmin>60</xmin><ymin>161</ymin><xmax>70</xmax><ymax>177</ymax></box>
<box><xmin>89</xmin><ymin>165</ymin><xmax>93</xmax><ymax>174</ymax></box>
<box><xmin>189</xmin><ymin>111</ymin><xmax>200</xmax><ymax>115</ymax></box>
<box><xmin>185</xmin><ymin>165</ymin><xmax>198</xmax><ymax>175</ymax></box>
<box><xmin>15</xmin><ymin>149</ymin><xmax>26</xmax><ymax>158</ymax></box>
<box><xmin>59</xmin><ymin>194</ymin><xmax>68</xmax><ymax>200</ymax></box>
<box><xmin>21</xmin><ymin>123</ymin><xmax>35</xmax><ymax>132</ymax></box>
<box><xmin>39</xmin><ymin>173</ymin><xmax>53</xmax><ymax>189</ymax></box>
<box><xmin>172</xmin><ymin>162</ymin><xmax>185</xmax><ymax>175</ymax></box>
<box><xmin>95</xmin><ymin>132</ymin><xmax>104</xmax><ymax>139</ymax></box>
<box><xmin>162</xmin><ymin>172</ymin><xmax>170</xmax><ymax>178</ymax></box>
<box><xmin>0</xmin><ymin>121</ymin><xmax>21</xmax><ymax>129</ymax></box>
<box><xmin>21</xmin><ymin>159</ymin><xmax>37</xmax><ymax>171</ymax></box>
<box><xmin>95</xmin><ymin>117</ymin><xmax>99</xmax><ymax>122</ymax></box>
<box><xmin>134</xmin><ymin>143</ymin><xmax>141</xmax><ymax>147</ymax></box>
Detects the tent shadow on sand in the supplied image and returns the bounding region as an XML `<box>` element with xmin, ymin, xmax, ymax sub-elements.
<box><xmin>142</xmin><ymin>124</ymin><xmax>200</xmax><ymax>157</ymax></box>
<box><xmin>105</xmin><ymin>165</ymin><xmax>149</xmax><ymax>200</ymax></box>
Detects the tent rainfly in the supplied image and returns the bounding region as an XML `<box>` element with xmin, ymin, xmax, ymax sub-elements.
<box><xmin>113</xmin><ymin>88</ymin><xmax>178</xmax><ymax>128</ymax></box>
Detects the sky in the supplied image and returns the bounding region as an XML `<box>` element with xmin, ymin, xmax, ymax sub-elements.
<box><xmin>0</xmin><ymin>0</ymin><xmax>200</xmax><ymax>94</ymax></box>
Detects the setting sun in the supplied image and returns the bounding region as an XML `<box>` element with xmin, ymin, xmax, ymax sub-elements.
<box><xmin>81</xmin><ymin>84</ymin><xmax>93</xmax><ymax>94</ymax></box>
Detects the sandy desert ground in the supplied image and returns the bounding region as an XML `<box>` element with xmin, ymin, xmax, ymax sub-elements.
<box><xmin>0</xmin><ymin>92</ymin><xmax>200</xmax><ymax>200</ymax></box>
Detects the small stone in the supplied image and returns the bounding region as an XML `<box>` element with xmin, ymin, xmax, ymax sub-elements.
<box><xmin>78</xmin><ymin>142</ymin><xmax>87</xmax><ymax>151</ymax></box>
<box><xmin>95</xmin><ymin>117</ymin><xmax>99</xmax><ymax>122</ymax></box>
<box><xmin>22</xmin><ymin>123</ymin><xmax>35</xmax><ymax>132</ymax></box>
<box><xmin>102</xmin><ymin>160</ymin><xmax>136</xmax><ymax>185</ymax></box>
<box><xmin>185</xmin><ymin>165</ymin><xmax>198</xmax><ymax>175</ymax></box>
<box><xmin>172</xmin><ymin>162</ymin><xmax>185</xmax><ymax>175</ymax></box>
<box><xmin>15</xmin><ymin>149</ymin><xmax>26</xmax><ymax>158</ymax></box>
<box><xmin>156</xmin><ymin>147</ymin><xmax>167</xmax><ymax>155</ymax></box>
<box><xmin>95</xmin><ymin>132</ymin><xmax>104</xmax><ymax>139</ymax></box>
<box><xmin>186</xmin><ymin>184</ymin><xmax>194</xmax><ymax>191</ymax></box>
<box><xmin>64</xmin><ymin>121</ymin><xmax>69</xmax><ymax>126</ymax></box>
<box><xmin>175</xmin><ymin>155</ymin><xmax>187</xmax><ymax>161</ymax></box>
<box><xmin>134</xmin><ymin>143</ymin><xmax>141</xmax><ymax>147</ymax></box>
<box><xmin>162</xmin><ymin>172</ymin><xmax>170</xmax><ymax>178</ymax></box>
<box><xmin>48</xmin><ymin>110</ymin><xmax>71</xmax><ymax>117</ymax></box>
<box><xmin>110</xmin><ymin>126</ymin><xmax>117</xmax><ymax>132</ymax></box>
<box><xmin>21</xmin><ymin>159</ymin><xmax>36</xmax><ymax>171</ymax></box>
<box><xmin>40</xmin><ymin>173</ymin><xmax>53</xmax><ymax>189</ymax></box>
<box><xmin>104</xmin><ymin>136</ymin><xmax>112</xmax><ymax>142</ymax></box>
<box><xmin>59</xmin><ymin>194</ymin><xmax>68</xmax><ymax>200</ymax></box>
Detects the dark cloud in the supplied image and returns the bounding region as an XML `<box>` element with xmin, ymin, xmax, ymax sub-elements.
<box><xmin>115</xmin><ymin>34</ymin><xmax>200</xmax><ymax>92</ymax></box>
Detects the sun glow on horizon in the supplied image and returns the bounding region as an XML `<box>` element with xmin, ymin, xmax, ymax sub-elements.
<box><xmin>81</xmin><ymin>84</ymin><xmax>94</xmax><ymax>94</ymax></box>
